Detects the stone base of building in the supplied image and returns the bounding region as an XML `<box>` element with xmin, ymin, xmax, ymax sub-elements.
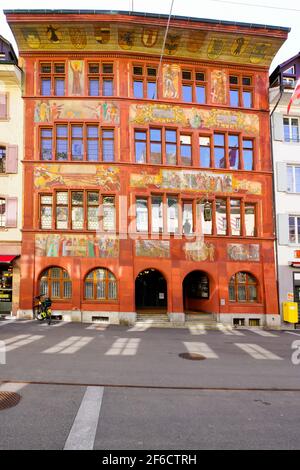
<box><xmin>17</xmin><ymin>309</ymin><xmax>137</xmax><ymax>325</ymax></box>
<box><xmin>168</xmin><ymin>312</ymin><xmax>185</xmax><ymax>323</ymax></box>
<box><xmin>17</xmin><ymin>309</ymin><xmax>33</xmax><ymax>319</ymax></box>
<box><xmin>217</xmin><ymin>313</ymin><xmax>281</xmax><ymax>329</ymax></box>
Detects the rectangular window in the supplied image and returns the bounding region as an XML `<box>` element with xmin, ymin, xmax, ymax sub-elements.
<box><xmin>135</xmin><ymin>131</ymin><xmax>147</xmax><ymax>163</ymax></box>
<box><xmin>228</xmin><ymin>134</ymin><xmax>239</xmax><ymax>170</ymax></box>
<box><xmin>0</xmin><ymin>146</ymin><xmax>6</xmax><ymax>173</ymax></box>
<box><xmin>182</xmin><ymin>201</ymin><xmax>193</xmax><ymax>234</ymax></box>
<box><xmin>136</xmin><ymin>198</ymin><xmax>148</xmax><ymax>232</ymax></box>
<box><xmin>200</xmin><ymin>202</ymin><xmax>213</xmax><ymax>235</ymax></box>
<box><xmin>151</xmin><ymin>196</ymin><xmax>163</xmax><ymax>233</ymax></box>
<box><xmin>133</xmin><ymin>81</ymin><xmax>143</xmax><ymax>98</ymax></box>
<box><xmin>287</xmin><ymin>166</ymin><xmax>300</xmax><ymax>193</ymax></box>
<box><xmin>216</xmin><ymin>199</ymin><xmax>227</xmax><ymax>235</ymax></box>
<box><xmin>40</xmin><ymin>195</ymin><xmax>53</xmax><ymax>230</ymax></box>
<box><xmin>87</xmin><ymin>192</ymin><xmax>99</xmax><ymax>230</ymax></box>
<box><xmin>230</xmin><ymin>199</ymin><xmax>241</xmax><ymax>236</ymax></box>
<box><xmin>41</xmin><ymin>78</ymin><xmax>51</xmax><ymax>96</ymax></box>
<box><xmin>0</xmin><ymin>198</ymin><xmax>6</xmax><ymax>227</ymax></box>
<box><xmin>214</xmin><ymin>134</ymin><xmax>225</xmax><ymax>168</ymax></box>
<box><xmin>289</xmin><ymin>216</ymin><xmax>300</xmax><ymax>244</ymax></box>
<box><xmin>229</xmin><ymin>75</ymin><xmax>253</xmax><ymax>108</ymax></box>
<box><xmin>245</xmin><ymin>203</ymin><xmax>256</xmax><ymax>236</ymax></box>
<box><xmin>150</xmin><ymin>128</ymin><xmax>162</xmax><ymax>164</ymax></box>
<box><xmin>89</xmin><ymin>79</ymin><xmax>99</xmax><ymax>96</ymax></box>
<box><xmin>283</xmin><ymin>117</ymin><xmax>299</xmax><ymax>142</ymax></box>
<box><xmin>56</xmin><ymin>125</ymin><xmax>68</xmax><ymax>161</ymax></box>
<box><xmin>0</xmin><ymin>93</ymin><xmax>8</xmax><ymax>119</ymax></box>
<box><xmin>243</xmin><ymin>139</ymin><xmax>254</xmax><ymax>170</ymax></box>
<box><xmin>87</xmin><ymin>126</ymin><xmax>99</xmax><ymax>161</ymax></box>
<box><xmin>167</xmin><ymin>196</ymin><xmax>179</xmax><ymax>233</ymax></box>
<box><xmin>182</xmin><ymin>84</ymin><xmax>193</xmax><ymax>102</ymax></box>
<box><xmin>165</xmin><ymin>129</ymin><xmax>177</xmax><ymax>165</ymax></box>
<box><xmin>40</xmin><ymin>62</ymin><xmax>65</xmax><ymax>96</ymax></box>
<box><xmin>180</xmin><ymin>135</ymin><xmax>192</xmax><ymax>166</ymax></box>
<box><xmin>71</xmin><ymin>191</ymin><xmax>84</xmax><ymax>230</ymax></box>
<box><xmin>181</xmin><ymin>69</ymin><xmax>206</xmax><ymax>103</ymax></box>
<box><xmin>40</xmin><ymin>129</ymin><xmax>53</xmax><ymax>161</ymax></box>
<box><xmin>54</xmin><ymin>78</ymin><xmax>65</xmax><ymax>96</ymax></box>
<box><xmin>199</xmin><ymin>136</ymin><xmax>211</xmax><ymax>168</ymax></box>
<box><xmin>102</xmin><ymin>129</ymin><xmax>114</xmax><ymax>162</ymax></box>
<box><xmin>133</xmin><ymin>64</ymin><xmax>157</xmax><ymax>99</ymax></box>
<box><xmin>56</xmin><ymin>191</ymin><xmax>69</xmax><ymax>229</ymax></box>
<box><xmin>71</xmin><ymin>126</ymin><xmax>84</xmax><ymax>161</ymax></box>
<box><xmin>102</xmin><ymin>196</ymin><xmax>116</xmax><ymax>231</ymax></box>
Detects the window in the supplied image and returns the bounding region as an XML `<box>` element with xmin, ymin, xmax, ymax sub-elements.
<box><xmin>135</xmin><ymin>130</ymin><xmax>147</xmax><ymax>163</ymax></box>
<box><xmin>165</xmin><ymin>130</ymin><xmax>177</xmax><ymax>165</ymax></box>
<box><xmin>40</xmin><ymin>191</ymin><xmax>116</xmax><ymax>231</ymax></box>
<box><xmin>181</xmin><ymin>69</ymin><xmax>206</xmax><ymax>103</ymax></box>
<box><xmin>88</xmin><ymin>62</ymin><xmax>114</xmax><ymax>96</ymax></box>
<box><xmin>199</xmin><ymin>136</ymin><xmax>211</xmax><ymax>168</ymax></box>
<box><xmin>229</xmin><ymin>272</ymin><xmax>258</xmax><ymax>303</ymax></box>
<box><xmin>40</xmin><ymin>62</ymin><xmax>65</xmax><ymax>96</ymax></box>
<box><xmin>180</xmin><ymin>135</ymin><xmax>192</xmax><ymax>166</ymax></box>
<box><xmin>182</xmin><ymin>201</ymin><xmax>193</xmax><ymax>234</ymax></box>
<box><xmin>230</xmin><ymin>199</ymin><xmax>241</xmax><ymax>236</ymax></box>
<box><xmin>283</xmin><ymin>117</ymin><xmax>299</xmax><ymax>142</ymax></box>
<box><xmin>245</xmin><ymin>203</ymin><xmax>256</xmax><ymax>236</ymax></box>
<box><xmin>136</xmin><ymin>198</ymin><xmax>148</xmax><ymax>232</ymax></box>
<box><xmin>216</xmin><ymin>198</ymin><xmax>227</xmax><ymax>235</ymax></box>
<box><xmin>133</xmin><ymin>64</ymin><xmax>157</xmax><ymax>99</ymax></box>
<box><xmin>242</xmin><ymin>139</ymin><xmax>254</xmax><ymax>170</ymax></box>
<box><xmin>287</xmin><ymin>165</ymin><xmax>300</xmax><ymax>193</ymax></box>
<box><xmin>167</xmin><ymin>196</ymin><xmax>179</xmax><ymax>233</ymax></box>
<box><xmin>0</xmin><ymin>198</ymin><xmax>5</xmax><ymax>227</ymax></box>
<box><xmin>229</xmin><ymin>75</ymin><xmax>253</xmax><ymax>108</ymax></box>
<box><xmin>228</xmin><ymin>135</ymin><xmax>239</xmax><ymax>170</ymax></box>
<box><xmin>0</xmin><ymin>93</ymin><xmax>8</xmax><ymax>119</ymax></box>
<box><xmin>40</xmin><ymin>125</ymin><xmax>115</xmax><ymax>161</ymax></box>
<box><xmin>151</xmin><ymin>196</ymin><xmax>163</xmax><ymax>233</ymax></box>
<box><xmin>289</xmin><ymin>216</ymin><xmax>300</xmax><ymax>244</ymax></box>
<box><xmin>0</xmin><ymin>147</ymin><xmax>6</xmax><ymax>173</ymax></box>
<box><xmin>39</xmin><ymin>267</ymin><xmax>71</xmax><ymax>299</ymax></box>
<box><xmin>150</xmin><ymin>129</ymin><xmax>162</xmax><ymax>164</ymax></box>
<box><xmin>214</xmin><ymin>134</ymin><xmax>226</xmax><ymax>168</ymax></box>
<box><xmin>84</xmin><ymin>268</ymin><xmax>117</xmax><ymax>300</ymax></box>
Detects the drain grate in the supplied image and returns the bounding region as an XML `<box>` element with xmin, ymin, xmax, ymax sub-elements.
<box><xmin>0</xmin><ymin>391</ymin><xmax>21</xmax><ymax>410</ymax></box>
<box><xmin>179</xmin><ymin>352</ymin><xmax>206</xmax><ymax>361</ymax></box>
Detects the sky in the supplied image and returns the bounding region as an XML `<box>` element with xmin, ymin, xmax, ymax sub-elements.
<box><xmin>1</xmin><ymin>0</ymin><xmax>300</xmax><ymax>73</ymax></box>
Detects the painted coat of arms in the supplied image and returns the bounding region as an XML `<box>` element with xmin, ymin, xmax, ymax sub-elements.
<box><xmin>69</xmin><ymin>27</ymin><xmax>87</xmax><ymax>49</ymax></box>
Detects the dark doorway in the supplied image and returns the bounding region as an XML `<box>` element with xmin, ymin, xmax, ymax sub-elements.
<box><xmin>135</xmin><ymin>269</ymin><xmax>167</xmax><ymax>311</ymax></box>
<box><xmin>183</xmin><ymin>271</ymin><xmax>210</xmax><ymax>312</ymax></box>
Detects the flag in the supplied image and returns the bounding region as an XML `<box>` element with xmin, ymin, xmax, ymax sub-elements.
<box><xmin>229</xmin><ymin>147</ymin><xmax>238</xmax><ymax>167</ymax></box>
<box><xmin>287</xmin><ymin>77</ymin><xmax>300</xmax><ymax>114</ymax></box>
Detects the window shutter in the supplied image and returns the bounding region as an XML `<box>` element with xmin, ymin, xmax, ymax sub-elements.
<box><xmin>276</xmin><ymin>162</ymin><xmax>287</xmax><ymax>192</ymax></box>
<box><xmin>272</xmin><ymin>112</ymin><xmax>284</xmax><ymax>141</ymax></box>
<box><xmin>6</xmin><ymin>145</ymin><xmax>18</xmax><ymax>173</ymax></box>
<box><xmin>0</xmin><ymin>94</ymin><xmax>7</xmax><ymax>119</ymax></box>
<box><xmin>5</xmin><ymin>197</ymin><xmax>18</xmax><ymax>228</ymax></box>
<box><xmin>277</xmin><ymin>213</ymin><xmax>289</xmax><ymax>245</ymax></box>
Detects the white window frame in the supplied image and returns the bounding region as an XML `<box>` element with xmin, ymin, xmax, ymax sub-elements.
<box><xmin>289</xmin><ymin>215</ymin><xmax>300</xmax><ymax>244</ymax></box>
<box><xmin>283</xmin><ymin>116</ymin><xmax>300</xmax><ymax>143</ymax></box>
<box><xmin>287</xmin><ymin>165</ymin><xmax>300</xmax><ymax>193</ymax></box>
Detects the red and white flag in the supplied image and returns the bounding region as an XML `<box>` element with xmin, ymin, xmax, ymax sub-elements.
<box><xmin>287</xmin><ymin>77</ymin><xmax>300</xmax><ymax>114</ymax></box>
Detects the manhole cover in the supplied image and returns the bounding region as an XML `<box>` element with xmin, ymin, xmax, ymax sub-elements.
<box><xmin>179</xmin><ymin>353</ymin><xmax>206</xmax><ymax>360</ymax></box>
<box><xmin>0</xmin><ymin>391</ymin><xmax>21</xmax><ymax>410</ymax></box>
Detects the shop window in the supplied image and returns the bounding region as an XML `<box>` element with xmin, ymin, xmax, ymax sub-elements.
<box><xmin>0</xmin><ymin>264</ymin><xmax>13</xmax><ymax>312</ymax></box>
<box><xmin>39</xmin><ymin>267</ymin><xmax>72</xmax><ymax>299</ymax></box>
<box><xmin>229</xmin><ymin>272</ymin><xmax>258</xmax><ymax>303</ymax></box>
<box><xmin>84</xmin><ymin>268</ymin><xmax>117</xmax><ymax>300</ymax></box>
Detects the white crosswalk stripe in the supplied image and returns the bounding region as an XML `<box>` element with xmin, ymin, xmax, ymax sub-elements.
<box><xmin>183</xmin><ymin>342</ymin><xmax>219</xmax><ymax>359</ymax></box>
<box><xmin>0</xmin><ymin>319</ymin><xmax>17</xmax><ymax>327</ymax></box>
<box><xmin>217</xmin><ymin>325</ymin><xmax>244</xmax><ymax>336</ymax></box>
<box><xmin>234</xmin><ymin>343</ymin><xmax>283</xmax><ymax>360</ymax></box>
<box><xmin>188</xmin><ymin>325</ymin><xmax>207</xmax><ymax>335</ymax></box>
<box><xmin>86</xmin><ymin>324</ymin><xmax>109</xmax><ymax>331</ymax></box>
<box><xmin>105</xmin><ymin>338</ymin><xmax>141</xmax><ymax>356</ymax></box>
<box><xmin>4</xmin><ymin>335</ymin><xmax>44</xmax><ymax>352</ymax></box>
<box><xmin>42</xmin><ymin>336</ymin><xmax>93</xmax><ymax>354</ymax></box>
<box><xmin>246</xmin><ymin>328</ymin><xmax>278</xmax><ymax>338</ymax></box>
<box><xmin>128</xmin><ymin>321</ymin><xmax>154</xmax><ymax>332</ymax></box>
<box><xmin>39</xmin><ymin>321</ymin><xmax>68</xmax><ymax>328</ymax></box>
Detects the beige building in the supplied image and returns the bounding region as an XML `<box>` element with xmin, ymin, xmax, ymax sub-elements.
<box><xmin>0</xmin><ymin>35</ymin><xmax>23</xmax><ymax>315</ymax></box>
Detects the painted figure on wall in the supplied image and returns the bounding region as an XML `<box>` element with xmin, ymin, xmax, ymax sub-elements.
<box><xmin>227</xmin><ymin>243</ymin><xmax>260</xmax><ymax>261</ymax></box>
<box><xmin>163</xmin><ymin>64</ymin><xmax>180</xmax><ymax>99</ymax></box>
<box><xmin>207</xmin><ymin>38</ymin><xmax>223</xmax><ymax>59</ymax></box>
<box><xmin>184</xmin><ymin>241</ymin><xmax>215</xmax><ymax>262</ymax></box>
<box><xmin>211</xmin><ymin>70</ymin><xmax>227</xmax><ymax>105</ymax></box>
<box><xmin>34</xmin><ymin>100</ymin><xmax>51</xmax><ymax>123</ymax></box>
<box><xmin>136</xmin><ymin>240</ymin><xmax>170</xmax><ymax>258</ymax></box>
<box><xmin>98</xmin><ymin>237</ymin><xmax>119</xmax><ymax>258</ymax></box>
<box><xmin>69</xmin><ymin>60</ymin><xmax>84</xmax><ymax>96</ymax></box>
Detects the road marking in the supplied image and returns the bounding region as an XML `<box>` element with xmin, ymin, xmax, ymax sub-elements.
<box><xmin>3</xmin><ymin>335</ymin><xmax>31</xmax><ymax>345</ymax></box>
<box><xmin>285</xmin><ymin>331</ymin><xmax>300</xmax><ymax>336</ymax></box>
<box><xmin>0</xmin><ymin>382</ymin><xmax>28</xmax><ymax>393</ymax></box>
<box><xmin>188</xmin><ymin>325</ymin><xmax>207</xmax><ymax>335</ymax></box>
<box><xmin>86</xmin><ymin>324</ymin><xmax>108</xmax><ymax>331</ymax></box>
<box><xmin>39</xmin><ymin>321</ymin><xmax>68</xmax><ymax>328</ymax></box>
<box><xmin>64</xmin><ymin>386</ymin><xmax>104</xmax><ymax>450</ymax></box>
<box><xmin>5</xmin><ymin>335</ymin><xmax>44</xmax><ymax>352</ymax></box>
<box><xmin>183</xmin><ymin>342</ymin><xmax>219</xmax><ymax>359</ymax></box>
<box><xmin>42</xmin><ymin>336</ymin><xmax>93</xmax><ymax>354</ymax></box>
<box><xmin>217</xmin><ymin>325</ymin><xmax>244</xmax><ymax>336</ymax></box>
<box><xmin>234</xmin><ymin>343</ymin><xmax>283</xmax><ymax>360</ymax></box>
<box><xmin>246</xmin><ymin>328</ymin><xmax>278</xmax><ymax>338</ymax></box>
<box><xmin>128</xmin><ymin>321</ymin><xmax>154</xmax><ymax>332</ymax></box>
<box><xmin>105</xmin><ymin>338</ymin><xmax>141</xmax><ymax>356</ymax></box>
<box><xmin>0</xmin><ymin>319</ymin><xmax>17</xmax><ymax>327</ymax></box>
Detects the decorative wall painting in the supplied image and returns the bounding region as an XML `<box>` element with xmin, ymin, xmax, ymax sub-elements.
<box><xmin>163</xmin><ymin>64</ymin><xmax>180</xmax><ymax>99</ymax></box>
<box><xmin>211</xmin><ymin>70</ymin><xmax>227</xmax><ymax>105</ymax></box>
<box><xmin>68</xmin><ymin>60</ymin><xmax>84</xmax><ymax>96</ymax></box>
<box><xmin>135</xmin><ymin>240</ymin><xmax>170</xmax><ymax>258</ymax></box>
<box><xmin>184</xmin><ymin>241</ymin><xmax>215</xmax><ymax>262</ymax></box>
<box><xmin>227</xmin><ymin>243</ymin><xmax>260</xmax><ymax>261</ymax></box>
<box><xmin>35</xmin><ymin>234</ymin><xmax>118</xmax><ymax>258</ymax></box>
<box><xmin>68</xmin><ymin>27</ymin><xmax>87</xmax><ymax>49</ymax></box>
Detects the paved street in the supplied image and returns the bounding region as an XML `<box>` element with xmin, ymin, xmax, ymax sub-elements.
<box><xmin>1</xmin><ymin>319</ymin><xmax>300</xmax><ymax>449</ymax></box>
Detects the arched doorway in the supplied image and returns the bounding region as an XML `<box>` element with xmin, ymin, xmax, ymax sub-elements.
<box><xmin>183</xmin><ymin>271</ymin><xmax>210</xmax><ymax>313</ymax></box>
<box><xmin>135</xmin><ymin>269</ymin><xmax>167</xmax><ymax>312</ymax></box>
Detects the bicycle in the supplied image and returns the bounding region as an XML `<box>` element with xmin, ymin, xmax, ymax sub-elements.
<box><xmin>33</xmin><ymin>295</ymin><xmax>52</xmax><ymax>325</ymax></box>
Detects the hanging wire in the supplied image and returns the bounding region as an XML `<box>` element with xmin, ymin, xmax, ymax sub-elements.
<box><xmin>153</xmin><ymin>0</ymin><xmax>175</xmax><ymax>99</ymax></box>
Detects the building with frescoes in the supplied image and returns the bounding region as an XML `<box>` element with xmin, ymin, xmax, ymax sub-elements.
<box><xmin>0</xmin><ymin>35</ymin><xmax>23</xmax><ymax>316</ymax></box>
<box><xmin>5</xmin><ymin>10</ymin><xmax>288</xmax><ymax>326</ymax></box>
<box><xmin>270</xmin><ymin>53</ymin><xmax>300</xmax><ymax>322</ymax></box>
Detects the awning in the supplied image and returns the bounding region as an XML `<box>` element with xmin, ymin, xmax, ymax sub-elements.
<box><xmin>0</xmin><ymin>255</ymin><xmax>19</xmax><ymax>263</ymax></box>
<box><xmin>289</xmin><ymin>262</ymin><xmax>300</xmax><ymax>268</ymax></box>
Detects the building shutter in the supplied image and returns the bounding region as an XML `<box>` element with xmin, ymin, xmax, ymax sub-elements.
<box><xmin>5</xmin><ymin>197</ymin><xmax>18</xmax><ymax>228</ymax></box>
<box><xmin>0</xmin><ymin>94</ymin><xmax>7</xmax><ymax>119</ymax></box>
<box><xmin>6</xmin><ymin>145</ymin><xmax>18</xmax><ymax>173</ymax></box>
<box><xmin>277</xmin><ymin>213</ymin><xmax>289</xmax><ymax>245</ymax></box>
<box><xmin>272</xmin><ymin>112</ymin><xmax>284</xmax><ymax>141</ymax></box>
<box><xmin>276</xmin><ymin>162</ymin><xmax>287</xmax><ymax>192</ymax></box>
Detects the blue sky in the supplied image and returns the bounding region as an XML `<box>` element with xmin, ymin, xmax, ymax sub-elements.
<box><xmin>1</xmin><ymin>0</ymin><xmax>299</xmax><ymax>72</ymax></box>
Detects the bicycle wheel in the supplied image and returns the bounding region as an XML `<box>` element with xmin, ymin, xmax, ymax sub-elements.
<box><xmin>36</xmin><ymin>310</ymin><xmax>46</xmax><ymax>321</ymax></box>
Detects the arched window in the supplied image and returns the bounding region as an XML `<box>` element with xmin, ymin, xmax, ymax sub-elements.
<box><xmin>229</xmin><ymin>272</ymin><xmax>258</xmax><ymax>303</ymax></box>
<box><xmin>84</xmin><ymin>268</ymin><xmax>117</xmax><ymax>300</ymax></box>
<box><xmin>39</xmin><ymin>267</ymin><xmax>72</xmax><ymax>299</ymax></box>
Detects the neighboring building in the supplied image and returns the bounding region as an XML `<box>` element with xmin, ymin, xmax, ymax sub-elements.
<box><xmin>0</xmin><ymin>35</ymin><xmax>23</xmax><ymax>315</ymax></box>
<box><xmin>5</xmin><ymin>10</ymin><xmax>288</xmax><ymax>326</ymax></box>
<box><xmin>270</xmin><ymin>52</ymin><xmax>300</xmax><ymax>321</ymax></box>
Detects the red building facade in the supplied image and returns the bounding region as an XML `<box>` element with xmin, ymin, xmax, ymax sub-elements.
<box><xmin>5</xmin><ymin>10</ymin><xmax>288</xmax><ymax>326</ymax></box>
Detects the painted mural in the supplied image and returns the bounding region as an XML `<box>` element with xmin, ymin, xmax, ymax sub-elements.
<box><xmin>13</xmin><ymin>22</ymin><xmax>284</xmax><ymax>68</ymax></box>
<box><xmin>184</xmin><ymin>241</ymin><xmax>215</xmax><ymax>262</ymax></box>
<box><xmin>163</xmin><ymin>64</ymin><xmax>180</xmax><ymax>99</ymax></box>
<box><xmin>34</xmin><ymin>165</ymin><xmax>120</xmax><ymax>191</ymax></box>
<box><xmin>129</xmin><ymin>104</ymin><xmax>259</xmax><ymax>135</ymax></box>
<box><xmin>211</xmin><ymin>70</ymin><xmax>227</xmax><ymax>105</ymax></box>
<box><xmin>227</xmin><ymin>243</ymin><xmax>260</xmax><ymax>261</ymax></box>
<box><xmin>34</xmin><ymin>100</ymin><xmax>120</xmax><ymax>124</ymax></box>
<box><xmin>35</xmin><ymin>235</ymin><xmax>119</xmax><ymax>258</ymax></box>
<box><xmin>130</xmin><ymin>169</ymin><xmax>262</xmax><ymax>195</ymax></box>
<box><xmin>68</xmin><ymin>60</ymin><xmax>84</xmax><ymax>96</ymax></box>
<box><xmin>135</xmin><ymin>240</ymin><xmax>170</xmax><ymax>258</ymax></box>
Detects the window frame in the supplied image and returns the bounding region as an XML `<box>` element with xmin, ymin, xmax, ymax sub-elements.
<box><xmin>39</xmin><ymin>267</ymin><xmax>72</xmax><ymax>300</ymax></box>
<box><xmin>83</xmin><ymin>268</ymin><xmax>118</xmax><ymax>302</ymax></box>
<box><xmin>39</xmin><ymin>61</ymin><xmax>66</xmax><ymax>97</ymax></box>
<box><xmin>229</xmin><ymin>272</ymin><xmax>259</xmax><ymax>303</ymax></box>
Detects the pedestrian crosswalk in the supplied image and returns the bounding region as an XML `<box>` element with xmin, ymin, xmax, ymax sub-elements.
<box><xmin>105</xmin><ymin>338</ymin><xmax>141</xmax><ymax>356</ymax></box>
<box><xmin>3</xmin><ymin>334</ymin><xmax>44</xmax><ymax>352</ymax></box>
<box><xmin>42</xmin><ymin>336</ymin><xmax>93</xmax><ymax>354</ymax></box>
<box><xmin>234</xmin><ymin>343</ymin><xmax>283</xmax><ymax>360</ymax></box>
<box><xmin>184</xmin><ymin>341</ymin><xmax>219</xmax><ymax>359</ymax></box>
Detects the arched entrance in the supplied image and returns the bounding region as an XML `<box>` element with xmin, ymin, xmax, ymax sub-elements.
<box><xmin>135</xmin><ymin>269</ymin><xmax>167</xmax><ymax>312</ymax></box>
<box><xmin>183</xmin><ymin>271</ymin><xmax>210</xmax><ymax>313</ymax></box>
